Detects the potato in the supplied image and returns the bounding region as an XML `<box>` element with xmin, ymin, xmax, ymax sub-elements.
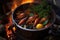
<box><xmin>39</xmin><ymin>17</ymin><xmax>47</xmax><ymax>23</ymax></box>
<box><xmin>36</xmin><ymin>24</ymin><xmax>44</xmax><ymax>29</ymax></box>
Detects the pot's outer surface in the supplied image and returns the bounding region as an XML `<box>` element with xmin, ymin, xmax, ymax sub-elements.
<box><xmin>12</xmin><ymin>2</ymin><xmax>56</xmax><ymax>40</ymax></box>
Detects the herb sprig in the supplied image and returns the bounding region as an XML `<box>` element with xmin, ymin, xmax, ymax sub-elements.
<box><xmin>30</xmin><ymin>0</ymin><xmax>51</xmax><ymax>18</ymax></box>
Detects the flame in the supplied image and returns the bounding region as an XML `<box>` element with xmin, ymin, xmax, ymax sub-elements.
<box><xmin>5</xmin><ymin>24</ymin><xmax>12</xmax><ymax>38</ymax></box>
<box><xmin>5</xmin><ymin>14</ymin><xmax>13</xmax><ymax>38</ymax></box>
<box><xmin>13</xmin><ymin>27</ymin><xmax>16</xmax><ymax>32</ymax></box>
<box><xmin>6</xmin><ymin>0</ymin><xmax>34</xmax><ymax>39</ymax></box>
<box><xmin>5</xmin><ymin>13</ymin><xmax>17</xmax><ymax>39</ymax></box>
<box><xmin>9</xmin><ymin>15</ymin><xmax>13</xmax><ymax>25</ymax></box>
<box><xmin>11</xmin><ymin>1</ymin><xmax>17</xmax><ymax>11</ymax></box>
<box><xmin>21</xmin><ymin>0</ymin><xmax>34</xmax><ymax>4</ymax></box>
<box><xmin>11</xmin><ymin>0</ymin><xmax>34</xmax><ymax>11</ymax></box>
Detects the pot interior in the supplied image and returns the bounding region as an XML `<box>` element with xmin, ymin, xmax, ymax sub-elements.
<box><xmin>12</xmin><ymin>3</ymin><xmax>56</xmax><ymax>31</ymax></box>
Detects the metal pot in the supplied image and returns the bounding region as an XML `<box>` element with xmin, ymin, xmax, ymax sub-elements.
<box><xmin>12</xmin><ymin>2</ymin><xmax>56</xmax><ymax>40</ymax></box>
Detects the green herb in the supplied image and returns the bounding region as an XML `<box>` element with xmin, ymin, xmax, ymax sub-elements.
<box><xmin>30</xmin><ymin>13</ymin><xmax>34</xmax><ymax>16</ymax></box>
<box><xmin>29</xmin><ymin>0</ymin><xmax>51</xmax><ymax>18</ymax></box>
<box><xmin>43</xmin><ymin>20</ymin><xmax>48</xmax><ymax>26</ymax></box>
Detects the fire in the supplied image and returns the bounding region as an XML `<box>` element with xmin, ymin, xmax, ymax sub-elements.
<box><xmin>11</xmin><ymin>1</ymin><xmax>17</xmax><ymax>11</ymax></box>
<box><xmin>5</xmin><ymin>13</ymin><xmax>16</xmax><ymax>39</ymax></box>
<box><xmin>5</xmin><ymin>15</ymin><xmax>12</xmax><ymax>38</ymax></box>
<box><xmin>11</xmin><ymin>0</ymin><xmax>34</xmax><ymax>11</ymax></box>
<box><xmin>13</xmin><ymin>27</ymin><xmax>16</xmax><ymax>32</ymax></box>
<box><xmin>6</xmin><ymin>0</ymin><xmax>34</xmax><ymax>39</ymax></box>
<box><xmin>5</xmin><ymin>24</ymin><xmax>12</xmax><ymax>38</ymax></box>
<box><xmin>21</xmin><ymin>0</ymin><xmax>34</xmax><ymax>4</ymax></box>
